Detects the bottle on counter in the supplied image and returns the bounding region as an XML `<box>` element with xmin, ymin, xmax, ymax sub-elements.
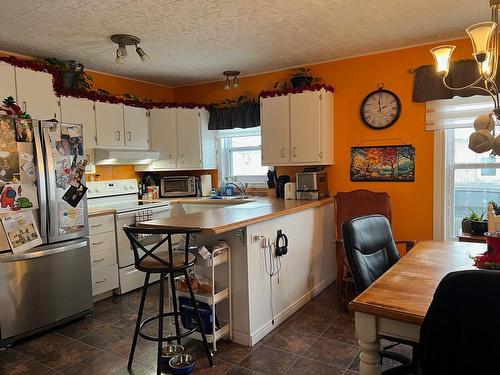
<box><xmin>224</xmin><ymin>177</ymin><xmax>234</xmax><ymax>196</ymax></box>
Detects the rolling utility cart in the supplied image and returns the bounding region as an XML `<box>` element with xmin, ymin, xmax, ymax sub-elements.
<box><xmin>176</xmin><ymin>242</ymin><xmax>232</xmax><ymax>351</ymax></box>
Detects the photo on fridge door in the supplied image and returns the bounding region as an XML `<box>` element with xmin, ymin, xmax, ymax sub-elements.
<box><xmin>58</xmin><ymin>201</ymin><xmax>84</xmax><ymax>234</ymax></box>
<box><xmin>57</xmin><ymin>124</ymin><xmax>83</xmax><ymax>156</ymax></box>
<box><xmin>15</xmin><ymin>118</ymin><xmax>34</xmax><ymax>143</ymax></box>
<box><xmin>2</xmin><ymin>210</ymin><xmax>42</xmax><ymax>253</ymax></box>
<box><xmin>0</xmin><ymin>116</ymin><xmax>16</xmax><ymax>152</ymax></box>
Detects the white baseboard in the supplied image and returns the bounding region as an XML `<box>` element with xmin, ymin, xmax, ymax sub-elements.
<box><xmin>249</xmin><ymin>273</ymin><xmax>336</xmax><ymax>346</ymax></box>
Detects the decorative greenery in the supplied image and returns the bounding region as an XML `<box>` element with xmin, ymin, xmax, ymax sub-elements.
<box><xmin>44</xmin><ymin>58</ymin><xmax>93</xmax><ymax>90</ymax></box>
<box><xmin>0</xmin><ymin>55</ymin><xmax>207</xmax><ymax>110</ymax></box>
<box><xmin>292</xmin><ymin>67</ymin><xmax>320</xmax><ymax>83</ymax></box>
<box><xmin>209</xmin><ymin>94</ymin><xmax>258</xmax><ymax>109</ymax></box>
<box><xmin>465</xmin><ymin>208</ymin><xmax>486</xmax><ymax>222</ymax></box>
<box><xmin>490</xmin><ymin>201</ymin><xmax>500</xmax><ymax>215</ymax></box>
<box><xmin>1</xmin><ymin>96</ymin><xmax>30</xmax><ymax>118</ymax></box>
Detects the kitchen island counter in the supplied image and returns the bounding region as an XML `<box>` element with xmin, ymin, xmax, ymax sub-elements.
<box><xmin>138</xmin><ymin>197</ymin><xmax>333</xmax><ymax>234</ymax></box>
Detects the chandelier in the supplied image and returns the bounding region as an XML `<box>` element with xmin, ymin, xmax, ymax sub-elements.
<box><xmin>430</xmin><ymin>0</ymin><xmax>500</xmax><ymax>156</ymax></box>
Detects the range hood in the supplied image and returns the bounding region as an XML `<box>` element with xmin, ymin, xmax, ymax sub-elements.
<box><xmin>94</xmin><ymin>149</ymin><xmax>159</xmax><ymax>165</ymax></box>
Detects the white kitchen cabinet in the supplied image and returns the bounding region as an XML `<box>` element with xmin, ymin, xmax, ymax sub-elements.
<box><xmin>261</xmin><ymin>95</ymin><xmax>290</xmax><ymax>165</ymax></box>
<box><xmin>261</xmin><ymin>89</ymin><xmax>333</xmax><ymax>166</ymax></box>
<box><xmin>148</xmin><ymin>108</ymin><xmax>177</xmax><ymax>169</ymax></box>
<box><xmin>123</xmin><ymin>105</ymin><xmax>149</xmax><ymax>149</ymax></box>
<box><xmin>177</xmin><ymin>108</ymin><xmax>203</xmax><ymax>169</ymax></box>
<box><xmin>15</xmin><ymin>68</ymin><xmax>60</xmax><ymax>121</ymax></box>
<box><xmin>290</xmin><ymin>91</ymin><xmax>322</xmax><ymax>163</ymax></box>
<box><xmin>136</xmin><ymin>108</ymin><xmax>215</xmax><ymax>171</ymax></box>
<box><xmin>0</xmin><ymin>62</ymin><xmax>16</xmax><ymax>101</ymax></box>
<box><xmin>60</xmin><ymin>97</ymin><xmax>96</xmax><ymax>172</ymax></box>
<box><xmin>95</xmin><ymin>102</ymin><xmax>124</xmax><ymax>148</ymax></box>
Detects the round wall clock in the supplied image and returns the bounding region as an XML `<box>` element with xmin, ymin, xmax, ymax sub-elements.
<box><xmin>360</xmin><ymin>88</ymin><xmax>401</xmax><ymax>129</ymax></box>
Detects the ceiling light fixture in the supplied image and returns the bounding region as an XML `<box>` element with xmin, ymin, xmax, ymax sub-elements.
<box><xmin>111</xmin><ymin>34</ymin><xmax>150</xmax><ymax>64</ymax></box>
<box><xmin>430</xmin><ymin>0</ymin><xmax>500</xmax><ymax>155</ymax></box>
<box><xmin>223</xmin><ymin>70</ymin><xmax>240</xmax><ymax>90</ymax></box>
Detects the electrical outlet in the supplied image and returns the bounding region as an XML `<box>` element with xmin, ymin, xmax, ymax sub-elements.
<box><xmin>260</xmin><ymin>236</ymin><xmax>267</xmax><ymax>249</ymax></box>
<box><xmin>251</xmin><ymin>234</ymin><xmax>261</xmax><ymax>243</ymax></box>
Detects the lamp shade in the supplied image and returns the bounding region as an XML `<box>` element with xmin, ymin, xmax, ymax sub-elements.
<box><xmin>430</xmin><ymin>45</ymin><xmax>456</xmax><ymax>77</ymax></box>
<box><xmin>466</xmin><ymin>22</ymin><xmax>496</xmax><ymax>63</ymax></box>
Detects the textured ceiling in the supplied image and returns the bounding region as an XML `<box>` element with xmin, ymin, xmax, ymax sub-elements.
<box><xmin>0</xmin><ymin>0</ymin><xmax>488</xmax><ymax>86</ymax></box>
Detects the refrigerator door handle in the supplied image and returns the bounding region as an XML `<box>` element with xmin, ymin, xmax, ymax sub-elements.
<box><xmin>33</xmin><ymin>121</ymin><xmax>48</xmax><ymax>243</ymax></box>
<box><xmin>0</xmin><ymin>240</ymin><xmax>87</xmax><ymax>263</ymax></box>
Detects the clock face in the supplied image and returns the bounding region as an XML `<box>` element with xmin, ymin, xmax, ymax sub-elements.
<box><xmin>360</xmin><ymin>89</ymin><xmax>401</xmax><ymax>129</ymax></box>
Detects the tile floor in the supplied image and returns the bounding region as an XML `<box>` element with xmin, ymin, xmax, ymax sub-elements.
<box><xmin>0</xmin><ymin>282</ymin><xmax>411</xmax><ymax>374</ymax></box>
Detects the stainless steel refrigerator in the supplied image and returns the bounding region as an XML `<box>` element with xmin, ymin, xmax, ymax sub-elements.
<box><xmin>0</xmin><ymin>119</ymin><xmax>91</xmax><ymax>347</ymax></box>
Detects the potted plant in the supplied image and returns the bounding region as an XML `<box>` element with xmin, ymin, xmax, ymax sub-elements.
<box><xmin>44</xmin><ymin>58</ymin><xmax>93</xmax><ymax>91</ymax></box>
<box><xmin>465</xmin><ymin>208</ymin><xmax>488</xmax><ymax>235</ymax></box>
<box><xmin>490</xmin><ymin>200</ymin><xmax>500</xmax><ymax>215</ymax></box>
<box><xmin>290</xmin><ymin>67</ymin><xmax>319</xmax><ymax>88</ymax></box>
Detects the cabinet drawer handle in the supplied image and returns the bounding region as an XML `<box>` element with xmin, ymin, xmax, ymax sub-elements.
<box><xmin>92</xmin><ymin>241</ymin><xmax>104</xmax><ymax>246</ymax></box>
<box><xmin>128</xmin><ymin>131</ymin><xmax>132</xmax><ymax>141</ymax></box>
<box><xmin>292</xmin><ymin>146</ymin><xmax>297</xmax><ymax>157</ymax></box>
<box><xmin>281</xmin><ymin>147</ymin><xmax>285</xmax><ymax>158</ymax></box>
<box><xmin>91</xmin><ymin>224</ymin><xmax>102</xmax><ymax>228</ymax></box>
<box><xmin>180</xmin><ymin>154</ymin><xmax>184</xmax><ymax>163</ymax></box>
<box><xmin>93</xmin><ymin>258</ymin><xmax>105</xmax><ymax>263</ymax></box>
<box><xmin>95</xmin><ymin>279</ymin><xmax>107</xmax><ymax>284</ymax></box>
<box><xmin>116</xmin><ymin>131</ymin><xmax>121</xmax><ymax>141</ymax></box>
<box><xmin>22</xmin><ymin>101</ymin><xmax>27</xmax><ymax>113</ymax></box>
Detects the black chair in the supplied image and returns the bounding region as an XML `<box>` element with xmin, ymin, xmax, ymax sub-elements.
<box><xmin>123</xmin><ymin>224</ymin><xmax>214</xmax><ymax>375</ymax></box>
<box><xmin>419</xmin><ymin>270</ymin><xmax>500</xmax><ymax>375</ymax></box>
<box><xmin>342</xmin><ymin>214</ymin><xmax>416</xmax><ymax>374</ymax></box>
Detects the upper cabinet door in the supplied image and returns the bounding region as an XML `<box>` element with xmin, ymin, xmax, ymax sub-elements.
<box><xmin>149</xmin><ymin>108</ymin><xmax>177</xmax><ymax>169</ymax></box>
<box><xmin>123</xmin><ymin>105</ymin><xmax>149</xmax><ymax>149</ymax></box>
<box><xmin>290</xmin><ymin>91</ymin><xmax>322</xmax><ymax>163</ymax></box>
<box><xmin>176</xmin><ymin>109</ymin><xmax>202</xmax><ymax>169</ymax></box>
<box><xmin>60</xmin><ymin>97</ymin><xmax>96</xmax><ymax>171</ymax></box>
<box><xmin>261</xmin><ymin>95</ymin><xmax>290</xmax><ymax>165</ymax></box>
<box><xmin>0</xmin><ymin>62</ymin><xmax>16</xmax><ymax>101</ymax></box>
<box><xmin>95</xmin><ymin>102</ymin><xmax>124</xmax><ymax>148</ymax></box>
<box><xmin>15</xmin><ymin>68</ymin><xmax>60</xmax><ymax>121</ymax></box>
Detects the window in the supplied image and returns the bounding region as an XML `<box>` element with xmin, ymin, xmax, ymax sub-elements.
<box><xmin>429</xmin><ymin>96</ymin><xmax>500</xmax><ymax>239</ymax></box>
<box><xmin>217</xmin><ymin>128</ymin><xmax>267</xmax><ymax>186</ymax></box>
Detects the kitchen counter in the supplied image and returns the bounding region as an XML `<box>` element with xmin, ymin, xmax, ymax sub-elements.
<box><xmin>139</xmin><ymin>197</ymin><xmax>333</xmax><ymax>234</ymax></box>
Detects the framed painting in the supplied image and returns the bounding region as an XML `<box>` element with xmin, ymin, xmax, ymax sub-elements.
<box><xmin>350</xmin><ymin>145</ymin><xmax>415</xmax><ymax>182</ymax></box>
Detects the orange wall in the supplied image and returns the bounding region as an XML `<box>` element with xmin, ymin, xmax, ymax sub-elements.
<box><xmin>174</xmin><ymin>38</ymin><xmax>475</xmax><ymax>242</ymax></box>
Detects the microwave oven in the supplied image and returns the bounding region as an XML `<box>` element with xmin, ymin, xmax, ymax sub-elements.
<box><xmin>160</xmin><ymin>176</ymin><xmax>197</xmax><ymax>197</ymax></box>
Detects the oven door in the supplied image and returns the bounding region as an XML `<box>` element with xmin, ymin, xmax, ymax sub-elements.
<box><xmin>115</xmin><ymin>206</ymin><xmax>172</xmax><ymax>268</ymax></box>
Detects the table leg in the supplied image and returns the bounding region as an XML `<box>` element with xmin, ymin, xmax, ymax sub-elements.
<box><xmin>355</xmin><ymin>312</ymin><xmax>381</xmax><ymax>375</ymax></box>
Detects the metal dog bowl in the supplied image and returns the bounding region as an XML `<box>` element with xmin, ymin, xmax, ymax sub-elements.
<box><xmin>161</xmin><ymin>344</ymin><xmax>184</xmax><ymax>365</ymax></box>
<box><xmin>169</xmin><ymin>354</ymin><xmax>196</xmax><ymax>374</ymax></box>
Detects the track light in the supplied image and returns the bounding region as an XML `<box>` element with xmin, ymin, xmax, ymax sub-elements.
<box><xmin>222</xmin><ymin>70</ymin><xmax>240</xmax><ymax>90</ymax></box>
<box><xmin>136</xmin><ymin>46</ymin><xmax>150</xmax><ymax>63</ymax></box>
<box><xmin>111</xmin><ymin>34</ymin><xmax>150</xmax><ymax>64</ymax></box>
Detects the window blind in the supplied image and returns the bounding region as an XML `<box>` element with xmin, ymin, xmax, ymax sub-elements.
<box><xmin>425</xmin><ymin>95</ymin><xmax>494</xmax><ymax>131</ymax></box>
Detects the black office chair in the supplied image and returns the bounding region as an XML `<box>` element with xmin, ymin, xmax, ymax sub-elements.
<box><xmin>419</xmin><ymin>270</ymin><xmax>500</xmax><ymax>375</ymax></box>
<box><xmin>343</xmin><ymin>214</ymin><xmax>416</xmax><ymax>375</ymax></box>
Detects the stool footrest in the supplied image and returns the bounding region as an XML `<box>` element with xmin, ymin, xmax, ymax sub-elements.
<box><xmin>138</xmin><ymin>312</ymin><xmax>197</xmax><ymax>342</ymax></box>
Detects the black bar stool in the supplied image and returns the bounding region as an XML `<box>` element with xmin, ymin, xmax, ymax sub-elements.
<box><xmin>123</xmin><ymin>224</ymin><xmax>214</xmax><ymax>375</ymax></box>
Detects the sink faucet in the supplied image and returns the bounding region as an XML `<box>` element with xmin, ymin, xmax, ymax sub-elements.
<box><xmin>226</xmin><ymin>180</ymin><xmax>248</xmax><ymax>197</ymax></box>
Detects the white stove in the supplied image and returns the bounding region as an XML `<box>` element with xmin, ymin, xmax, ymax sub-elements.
<box><xmin>87</xmin><ymin>179</ymin><xmax>171</xmax><ymax>294</ymax></box>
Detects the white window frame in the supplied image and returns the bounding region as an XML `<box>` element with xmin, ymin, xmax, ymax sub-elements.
<box><xmin>431</xmin><ymin>96</ymin><xmax>500</xmax><ymax>240</ymax></box>
<box><xmin>216</xmin><ymin>127</ymin><xmax>267</xmax><ymax>187</ymax></box>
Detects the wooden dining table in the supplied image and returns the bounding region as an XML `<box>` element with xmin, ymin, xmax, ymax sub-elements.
<box><xmin>349</xmin><ymin>240</ymin><xmax>486</xmax><ymax>375</ymax></box>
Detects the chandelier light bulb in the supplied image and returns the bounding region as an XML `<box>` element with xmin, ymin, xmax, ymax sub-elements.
<box><xmin>430</xmin><ymin>45</ymin><xmax>455</xmax><ymax>77</ymax></box>
<box><xmin>117</xmin><ymin>45</ymin><xmax>128</xmax><ymax>58</ymax></box>
<box><xmin>233</xmin><ymin>76</ymin><xmax>239</xmax><ymax>88</ymax></box>
<box><xmin>115</xmin><ymin>49</ymin><xmax>126</xmax><ymax>64</ymax></box>
<box><xmin>224</xmin><ymin>77</ymin><xmax>231</xmax><ymax>90</ymax></box>
<box><xmin>466</xmin><ymin>21</ymin><xmax>496</xmax><ymax>63</ymax></box>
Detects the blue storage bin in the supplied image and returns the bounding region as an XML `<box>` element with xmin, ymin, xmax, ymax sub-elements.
<box><xmin>179</xmin><ymin>297</ymin><xmax>219</xmax><ymax>334</ymax></box>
